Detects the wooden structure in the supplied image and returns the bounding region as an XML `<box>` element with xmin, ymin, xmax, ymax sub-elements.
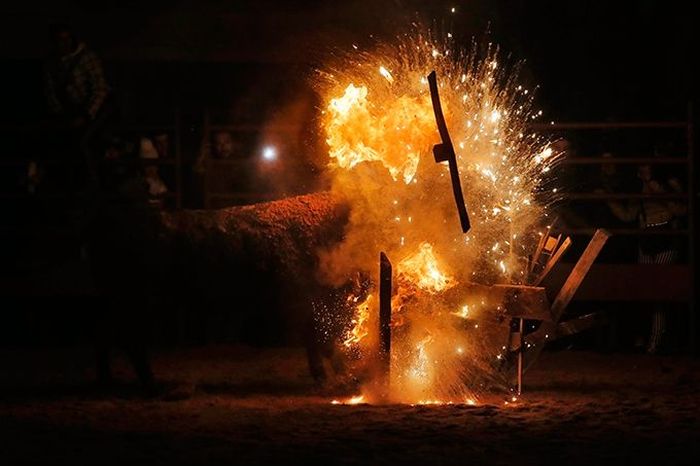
<box><xmin>531</xmin><ymin>108</ymin><xmax>695</xmax><ymax>350</ymax></box>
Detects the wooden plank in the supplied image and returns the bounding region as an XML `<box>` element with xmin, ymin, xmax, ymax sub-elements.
<box><xmin>493</xmin><ymin>284</ymin><xmax>552</xmax><ymax>321</ymax></box>
<box><xmin>555</xmin><ymin>313</ymin><xmax>605</xmax><ymax>338</ymax></box>
<box><xmin>529</xmin><ymin>229</ymin><xmax>550</xmax><ymax>273</ymax></box>
<box><xmin>427</xmin><ymin>70</ymin><xmax>470</xmax><ymax>233</ymax></box>
<box><xmin>550</xmin><ymin>229</ymin><xmax>611</xmax><ymax>322</ymax></box>
<box><xmin>546</xmin><ymin>234</ymin><xmax>562</xmax><ymax>256</ymax></box>
<box><xmin>533</xmin><ymin>237</ymin><xmax>571</xmax><ymax>286</ymax></box>
<box><xmin>517</xmin><ymin>318</ymin><xmax>524</xmax><ymax>395</ymax></box>
<box><xmin>519</xmin><ymin>314</ymin><xmax>605</xmax><ymax>351</ymax></box>
<box><xmin>686</xmin><ymin>103</ymin><xmax>695</xmax><ymax>353</ymax></box>
<box><xmin>442</xmin><ymin>283</ymin><xmax>550</xmax><ymax>321</ymax></box>
<box><xmin>379</xmin><ymin>252</ymin><xmax>392</xmax><ymax>388</ymax></box>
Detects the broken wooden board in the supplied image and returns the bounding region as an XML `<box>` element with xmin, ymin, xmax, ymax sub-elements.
<box><xmin>427</xmin><ymin>70</ymin><xmax>471</xmax><ymax>233</ymax></box>
<box><xmin>439</xmin><ymin>283</ymin><xmax>551</xmax><ymax>322</ymax></box>
<box><xmin>517</xmin><ymin>229</ymin><xmax>611</xmax><ymax>375</ymax></box>
<box><xmin>533</xmin><ymin>237</ymin><xmax>572</xmax><ymax>286</ymax></box>
<box><xmin>510</xmin><ymin>313</ymin><xmax>606</xmax><ymax>351</ymax></box>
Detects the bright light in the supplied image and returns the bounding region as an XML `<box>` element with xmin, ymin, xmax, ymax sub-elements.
<box><xmin>262</xmin><ymin>145</ymin><xmax>277</xmax><ymax>161</ymax></box>
<box><xmin>379</xmin><ymin>66</ymin><xmax>394</xmax><ymax>83</ymax></box>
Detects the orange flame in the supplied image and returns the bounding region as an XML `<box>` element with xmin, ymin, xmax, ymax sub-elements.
<box><xmin>398</xmin><ymin>243</ymin><xmax>454</xmax><ymax>293</ymax></box>
<box><xmin>343</xmin><ymin>294</ymin><xmax>373</xmax><ymax>348</ymax></box>
<box><xmin>324</xmin><ymin>83</ymin><xmax>434</xmax><ymax>184</ymax></box>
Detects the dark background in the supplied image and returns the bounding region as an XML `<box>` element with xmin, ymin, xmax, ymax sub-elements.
<box><xmin>0</xmin><ymin>0</ymin><xmax>696</xmax><ymax>123</ymax></box>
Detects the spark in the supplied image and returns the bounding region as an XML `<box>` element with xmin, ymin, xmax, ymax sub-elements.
<box><xmin>379</xmin><ymin>66</ymin><xmax>394</xmax><ymax>83</ymax></box>
<box><xmin>452</xmin><ymin>305</ymin><xmax>470</xmax><ymax>319</ymax></box>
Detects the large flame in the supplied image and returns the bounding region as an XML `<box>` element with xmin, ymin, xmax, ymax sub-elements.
<box><xmin>325</xmin><ymin>82</ymin><xmax>431</xmax><ymax>184</ymax></box>
<box><xmin>316</xmin><ymin>30</ymin><xmax>559</xmax><ymax>404</ymax></box>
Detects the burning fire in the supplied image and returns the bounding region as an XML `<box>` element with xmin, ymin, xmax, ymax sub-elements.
<box><xmin>398</xmin><ymin>242</ymin><xmax>454</xmax><ymax>293</ymax></box>
<box><xmin>343</xmin><ymin>294</ymin><xmax>373</xmax><ymax>348</ymax></box>
<box><xmin>315</xmin><ymin>29</ymin><xmax>559</xmax><ymax>404</ymax></box>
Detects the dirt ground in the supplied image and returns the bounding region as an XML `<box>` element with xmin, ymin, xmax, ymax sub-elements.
<box><xmin>1</xmin><ymin>345</ymin><xmax>699</xmax><ymax>465</ymax></box>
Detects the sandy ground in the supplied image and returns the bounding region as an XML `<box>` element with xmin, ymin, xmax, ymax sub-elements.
<box><xmin>1</xmin><ymin>345</ymin><xmax>700</xmax><ymax>465</ymax></box>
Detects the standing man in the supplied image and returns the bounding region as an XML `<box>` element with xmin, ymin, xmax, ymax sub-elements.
<box><xmin>44</xmin><ymin>23</ymin><xmax>111</xmax><ymax>185</ymax></box>
<box><xmin>607</xmin><ymin>159</ymin><xmax>687</xmax><ymax>353</ymax></box>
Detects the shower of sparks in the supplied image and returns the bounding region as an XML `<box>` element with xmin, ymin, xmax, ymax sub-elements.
<box><xmin>315</xmin><ymin>28</ymin><xmax>560</xmax><ymax>404</ymax></box>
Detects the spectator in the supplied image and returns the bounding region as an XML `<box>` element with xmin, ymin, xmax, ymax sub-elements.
<box><xmin>194</xmin><ymin>130</ymin><xmax>246</xmax><ymax>208</ymax></box>
<box><xmin>44</xmin><ymin>23</ymin><xmax>112</xmax><ymax>186</ymax></box>
<box><xmin>606</xmin><ymin>157</ymin><xmax>687</xmax><ymax>353</ymax></box>
<box><xmin>212</xmin><ymin>131</ymin><xmax>236</xmax><ymax>159</ymax></box>
<box><xmin>153</xmin><ymin>133</ymin><xmax>170</xmax><ymax>159</ymax></box>
<box><xmin>139</xmin><ymin>137</ymin><xmax>168</xmax><ymax>200</ymax></box>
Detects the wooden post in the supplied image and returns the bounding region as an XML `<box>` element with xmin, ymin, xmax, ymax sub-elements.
<box><xmin>379</xmin><ymin>252</ymin><xmax>392</xmax><ymax>390</ymax></box>
<box><xmin>687</xmin><ymin>103</ymin><xmax>695</xmax><ymax>354</ymax></box>
<box><xmin>174</xmin><ymin>106</ymin><xmax>182</xmax><ymax>209</ymax></box>
<box><xmin>201</xmin><ymin>110</ymin><xmax>211</xmax><ymax>209</ymax></box>
<box><xmin>517</xmin><ymin>317</ymin><xmax>524</xmax><ymax>395</ymax></box>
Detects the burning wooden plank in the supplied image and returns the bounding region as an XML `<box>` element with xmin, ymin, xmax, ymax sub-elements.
<box><xmin>379</xmin><ymin>252</ymin><xmax>392</xmax><ymax>391</ymax></box>
<box><xmin>494</xmin><ymin>284</ymin><xmax>552</xmax><ymax>321</ymax></box>
<box><xmin>440</xmin><ymin>283</ymin><xmax>551</xmax><ymax>322</ymax></box>
<box><xmin>532</xmin><ymin>236</ymin><xmax>572</xmax><ymax>286</ymax></box>
<box><xmin>427</xmin><ymin>70</ymin><xmax>471</xmax><ymax>233</ymax></box>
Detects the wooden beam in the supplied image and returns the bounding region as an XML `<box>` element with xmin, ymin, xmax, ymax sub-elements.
<box><xmin>529</xmin><ymin>228</ymin><xmax>550</xmax><ymax>273</ymax></box>
<box><xmin>493</xmin><ymin>284</ymin><xmax>552</xmax><ymax>321</ymax></box>
<box><xmin>550</xmin><ymin>229</ymin><xmax>611</xmax><ymax>322</ymax></box>
<box><xmin>379</xmin><ymin>252</ymin><xmax>392</xmax><ymax>389</ymax></box>
<box><xmin>555</xmin><ymin>313</ymin><xmax>605</xmax><ymax>338</ymax></box>
<box><xmin>441</xmin><ymin>283</ymin><xmax>551</xmax><ymax>321</ymax></box>
<box><xmin>517</xmin><ymin>318</ymin><xmax>524</xmax><ymax>395</ymax></box>
<box><xmin>427</xmin><ymin>70</ymin><xmax>470</xmax><ymax>233</ymax></box>
<box><xmin>533</xmin><ymin>237</ymin><xmax>572</xmax><ymax>286</ymax></box>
